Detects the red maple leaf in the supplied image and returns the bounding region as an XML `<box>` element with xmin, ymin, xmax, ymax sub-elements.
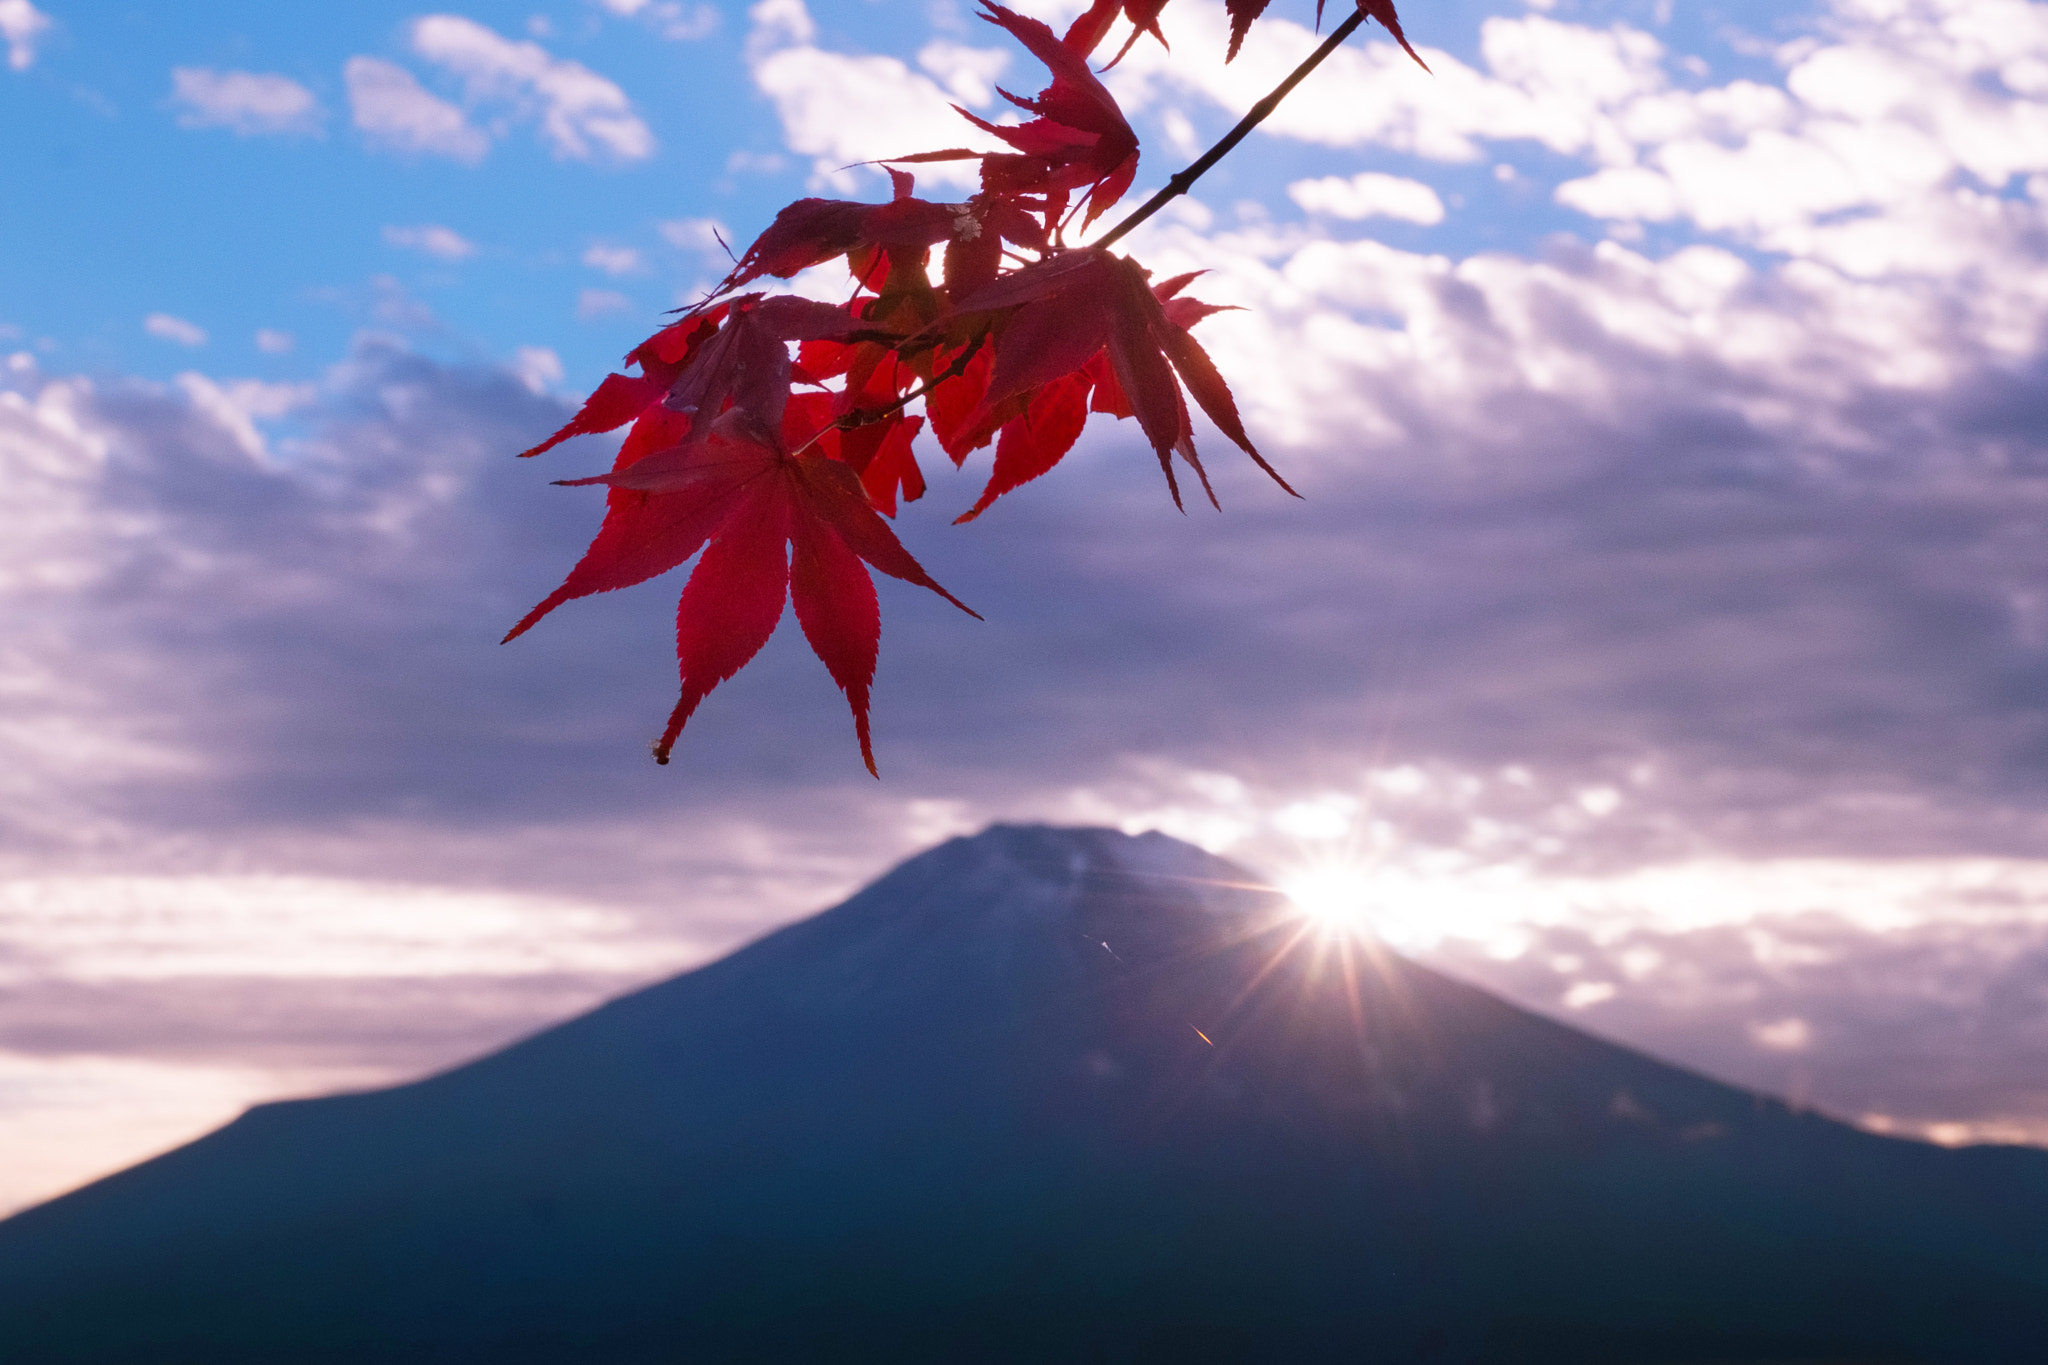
<box><xmin>1344</xmin><ymin>0</ymin><xmax>1429</xmax><ymax>71</ymax></box>
<box><xmin>955</xmin><ymin>1</ymin><xmax>1141</xmax><ymax>226</ymax></box>
<box><xmin>1064</xmin><ymin>0</ymin><xmax>1171</xmax><ymax>65</ymax></box>
<box><xmin>505</xmin><ymin>0</ymin><xmax>1415</xmax><ymax>773</ymax></box>
<box><xmin>513</xmin><ymin>408</ymin><xmax>975</xmax><ymax>776</ymax></box>
<box><xmin>950</xmin><ymin>246</ymin><xmax>1296</xmax><ymax>512</ymax></box>
<box><xmin>1065</xmin><ymin>0</ymin><xmax>1423</xmax><ymax>68</ymax></box>
<box><xmin>506</xmin><ymin>299</ymin><xmax>976</xmax><ymax>775</ymax></box>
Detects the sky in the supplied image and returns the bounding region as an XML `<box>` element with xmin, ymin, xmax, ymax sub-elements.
<box><xmin>3</xmin><ymin>0</ymin><xmax>2048</xmax><ymax>1213</ymax></box>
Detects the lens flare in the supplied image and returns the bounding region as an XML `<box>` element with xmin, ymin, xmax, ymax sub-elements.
<box><xmin>1278</xmin><ymin>861</ymin><xmax>1380</xmax><ymax>936</ymax></box>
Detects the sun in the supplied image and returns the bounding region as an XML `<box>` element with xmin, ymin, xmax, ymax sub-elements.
<box><xmin>1276</xmin><ymin>860</ymin><xmax>1380</xmax><ymax>937</ymax></box>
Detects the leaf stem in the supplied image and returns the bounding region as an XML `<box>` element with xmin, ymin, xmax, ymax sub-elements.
<box><xmin>1094</xmin><ymin>10</ymin><xmax>1367</xmax><ymax>252</ymax></box>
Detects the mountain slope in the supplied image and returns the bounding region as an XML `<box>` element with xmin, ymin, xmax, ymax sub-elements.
<box><xmin>3</xmin><ymin>824</ymin><xmax>2046</xmax><ymax>1363</ymax></box>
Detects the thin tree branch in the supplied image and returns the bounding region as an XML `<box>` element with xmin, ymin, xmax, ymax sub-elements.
<box><xmin>788</xmin><ymin>334</ymin><xmax>987</xmax><ymax>458</ymax></box>
<box><xmin>1094</xmin><ymin>11</ymin><xmax>1368</xmax><ymax>252</ymax></box>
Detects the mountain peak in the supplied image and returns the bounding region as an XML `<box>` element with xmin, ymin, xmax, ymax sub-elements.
<box><xmin>6</xmin><ymin>823</ymin><xmax>2048</xmax><ymax>1363</ymax></box>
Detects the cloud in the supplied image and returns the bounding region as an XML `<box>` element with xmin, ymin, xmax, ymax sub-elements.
<box><xmin>594</xmin><ymin>0</ymin><xmax>720</xmax><ymax>41</ymax></box>
<box><xmin>381</xmin><ymin>223</ymin><xmax>477</xmax><ymax>260</ymax></box>
<box><xmin>915</xmin><ymin>39</ymin><xmax>1009</xmax><ymax>106</ymax></box>
<box><xmin>10</xmin><ymin>0</ymin><xmax>2048</xmax><ymax>1212</ymax></box>
<box><xmin>659</xmin><ymin>215</ymin><xmax>732</xmax><ymax>264</ymax></box>
<box><xmin>168</xmin><ymin>68</ymin><xmax>322</xmax><ymax>136</ymax></box>
<box><xmin>142</xmin><ymin>313</ymin><xmax>207</xmax><ymax>347</ymax></box>
<box><xmin>746</xmin><ymin>0</ymin><xmax>1003</xmax><ymax>190</ymax></box>
<box><xmin>0</xmin><ymin>869</ymin><xmax>717</xmax><ymax>1214</ymax></box>
<box><xmin>576</xmin><ymin>288</ymin><xmax>632</xmax><ymax>319</ymax></box>
<box><xmin>1287</xmin><ymin>171</ymin><xmax>1446</xmax><ymax>223</ymax></box>
<box><xmin>254</xmin><ymin>329</ymin><xmax>296</xmax><ymax>355</ymax></box>
<box><xmin>0</xmin><ymin>0</ymin><xmax>50</xmax><ymax>73</ymax></box>
<box><xmin>171</xmin><ymin>374</ymin><xmax>315</xmax><ymax>463</ymax></box>
<box><xmin>581</xmin><ymin>243</ymin><xmax>642</xmax><ymax>275</ymax></box>
<box><xmin>409</xmin><ymin>14</ymin><xmax>656</xmax><ymax>162</ymax></box>
<box><xmin>344</xmin><ymin>56</ymin><xmax>490</xmax><ymax>163</ymax></box>
<box><xmin>510</xmin><ymin>344</ymin><xmax>564</xmax><ymax>393</ymax></box>
<box><xmin>1102</xmin><ymin>6</ymin><xmax>1674</xmax><ymax>163</ymax></box>
<box><xmin>1544</xmin><ymin>3</ymin><xmax>2048</xmax><ymax>275</ymax></box>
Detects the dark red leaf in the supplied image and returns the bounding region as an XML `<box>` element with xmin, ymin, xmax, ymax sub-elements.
<box><xmin>791</xmin><ymin>457</ymin><xmax>978</xmax><ymax>620</ymax></box>
<box><xmin>925</xmin><ymin>343</ymin><xmax>997</xmax><ymax>464</ymax></box>
<box><xmin>1085</xmin><ymin>352</ymin><xmax>1132</xmax><ymax>418</ymax></box>
<box><xmin>788</xmin><ymin>510</ymin><xmax>883</xmax><ymax>775</ymax></box>
<box><xmin>857</xmin><ymin>416</ymin><xmax>927</xmax><ymax>516</ymax></box>
<box><xmin>623</xmin><ymin>420</ymin><xmax>974</xmax><ymax>768</ymax></box>
<box><xmin>1225</xmin><ymin>0</ymin><xmax>1272</xmax><ymax>61</ymax></box>
<box><xmin>1357</xmin><ymin>0</ymin><xmax>1429</xmax><ymax>71</ymax></box>
<box><xmin>1062</xmin><ymin>0</ymin><xmax>1124</xmax><ymax>56</ymax></box>
<box><xmin>956</xmin><ymin>371</ymin><xmax>1091</xmax><ymax>523</ymax></box>
<box><xmin>655</xmin><ymin>478</ymin><xmax>793</xmax><ymax>764</ymax></box>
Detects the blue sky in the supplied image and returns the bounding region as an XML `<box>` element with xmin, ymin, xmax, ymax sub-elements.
<box><xmin>5</xmin><ymin>0</ymin><xmax>2048</xmax><ymax>1211</ymax></box>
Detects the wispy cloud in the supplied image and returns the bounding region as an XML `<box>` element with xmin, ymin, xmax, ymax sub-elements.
<box><xmin>169</xmin><ymin>68</ymin><xmax>322</xmax><ymax>137</ymax></box>
<box><xmin>658</xmin><ymin>216</ymin><xmax>730</xmax><ymax>260</ymax></box>
<box><xmin>381</xmin><ymin>223</ymin><xmax>477</xmax><ymax>261</ymax></box>
<box><xmin>142</xmin><ymin>313</ymin><xmax>206</xmax><ymax>347</ymax></box>
<box><xmin>580</xmin><ymin>243</ymin><xmax>642</xmax><ymax>276</ymax></box>
<box><xmin>343</xmin><ymin>56</ymin><xmax>489</xmax><ymax>163</ymax></box>
<box><xmin>576</xmin><ymin>288</ymin><xmax>632</xmax><ymax>319</ymax></box>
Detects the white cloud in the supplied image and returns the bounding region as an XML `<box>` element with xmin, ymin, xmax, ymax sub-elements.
<box><xmin>169</xmin><ymin>68</ymin><xmax>323</xmax><ymax>136</ymax></box>
<box><xmin>0</xmin><ymin>0</ymin><xmax>50</xmax><ymax>73</ymax></box>
<box><xmin>344</xmin><ymin>56</ymin><xmax>490</xmax><ymax>163</ymax></box>
<box><xmin>659</xmin><ymin>216</ymin><xmax>731</xmax><ymax>260</ymax></box>
<box><xmin>577</xmin><ymin>288</ymin><xmax>633</xmax><ymax>318</ymax></box>
<box><xmin>1545</xmin><ymin>0</ymin><xmax>2048</xmax><ymax>279</ymax></box>
<box><xmin>1288</xmin><ymin>171</ymin><xmax>1446</xmax><ymax>224</ymax></box>
<box><xmin>1750</xmin><ymin>1017</ymin><xmax>1815</xmax><ymax>1052</ymax></box>
<box><xmin>143</xmin><ymin>313</ymin><xmax>207</xmax><ymax>347</ymax></box>
<box><xmin>172</xmin><ymin>373</ymin><xmax>316</xmax><ymax>463</ymax></box>
<box><xmin>255</xmin><ymin>329</ymin><xmax>296</xmax><ymax>355</ymax></box>
<box><xmin>1102</xmin><ymin>0</ymin><xmax>2048</xmax><ymax>288</ymax></box>
<box><xmin>1103</xmin><ymin>7</ymin><xmax>1673</xmax><ymax>165</ymax></box>
<box><xmin>746</xmin><ymin>0</ymin><xmax>1003</xmax><ymax>190</ymax></box>
<box><xmin>410</xmin><ymin>15</ymin><xmax>656</xmax><ymax>162</ymax></box>
<box><xmin>510</xmin><ymin>345</ymin><xmax>564</xmax><ymax>393</ymax></box>
<box><xmin>581</xmin><ymin>243</ymin><xmax>643</xmax><ymax>275</ymax></box>
<box><xmin>915</xmin><ymin>39</ymin><xmax>1009</xmax><ymax>106</ymax></box>
<box><xmin>382</xmin><ymin>223</ymin><xmax>477</xmax><ymax>260</ymax></box>
<box><xmin>595</xmin><ymin>0</ymin><xmax>720</xmax><ymax>41</ymax></box>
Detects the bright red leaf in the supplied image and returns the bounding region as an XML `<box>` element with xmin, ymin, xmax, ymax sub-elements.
<box><xmin>522</xmin><ymin>409</ymin><xmax>975</xmax><ymax>775</ymax></box>
<box><xmin>956</xmin><ymin>246</ymin><xmax>1296</xmax><ymax>511</ymax></box>
<box><xmin>508</xmin><ymin>0</ymin><xmax>1416</xmax><ymax>771</ymax></box>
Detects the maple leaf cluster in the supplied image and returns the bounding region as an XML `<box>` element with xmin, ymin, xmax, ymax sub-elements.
<box><xmin>510</xmin><ymin>0</ymin><xmax>1422</xmax><ymax>775</ymax></box>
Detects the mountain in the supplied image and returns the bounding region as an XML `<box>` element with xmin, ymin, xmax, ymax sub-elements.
<box><xmin>2</xmin><ymin>824</ymin><xmax>2046</xmax><ymax>1363</ymax></box>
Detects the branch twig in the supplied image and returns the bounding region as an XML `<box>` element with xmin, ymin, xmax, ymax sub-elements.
<box><xmin>1094</xmin><ymin>11</ymin><xmax>1368</xmax><ymax>252</ymax></box>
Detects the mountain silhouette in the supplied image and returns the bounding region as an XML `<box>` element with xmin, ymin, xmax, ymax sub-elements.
<box><xmin>3</xmin><ymin>824</ymin><xmax>2046</xmax><ymax>1363</ymax></box>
